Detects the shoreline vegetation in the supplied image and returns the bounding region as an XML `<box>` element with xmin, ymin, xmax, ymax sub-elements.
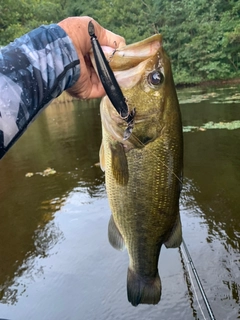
<box><xmin>1</xmin><ymin>0</ymin><xmax>239</xmax><ymax>87</ymax></box>
<box><xmin>54</xmin><ymin>77</ymin><xmax>240</xmax><ymax>105</ymax></box>
<box><xmin>176</xmin><ymin>77</ymin><xmax>240</xmax><ymax>89</ymax></box>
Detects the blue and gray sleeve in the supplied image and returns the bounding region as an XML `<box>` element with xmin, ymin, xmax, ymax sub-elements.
<box><xmin>0</xmin><ymin>24</ymin><xmax>80</xmax><ymax>159</ymax></box>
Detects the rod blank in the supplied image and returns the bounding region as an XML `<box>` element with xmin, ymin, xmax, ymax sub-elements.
<box><xmin>182</xmin><ymin>239</ymin><xmax>216</xmax><ymax>320</ymax></box>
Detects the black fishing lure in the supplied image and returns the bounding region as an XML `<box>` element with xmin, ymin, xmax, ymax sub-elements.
<box><xmin>88</xmin><ymin>21</ymin><xmax>135</xmax><ymax>140</ymax></box>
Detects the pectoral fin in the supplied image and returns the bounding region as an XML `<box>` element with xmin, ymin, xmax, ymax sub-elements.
<box><xmin>164</xmin><ymin>214</ymin><xmax>182</xmax><ymax>248</ymax></box>
<box><xmin>110</xmin><ymin>142</ymin><xmax>129</xmax><ymax>185</ymax></box>
<box><xmin>108</xmin><ymin>215</ymin><xmax>125</xmax><ymax>251</ymax></box>
<box><xmin>99</xmin><ymin>142</ymin><xmax>105</xmax><ymax>171</ymax></box>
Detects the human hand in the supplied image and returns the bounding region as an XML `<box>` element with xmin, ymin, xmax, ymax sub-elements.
<box><xmin>58</xmin><ymin>16</ymin><xmax>126</xmax><ymax>99</ymax></box>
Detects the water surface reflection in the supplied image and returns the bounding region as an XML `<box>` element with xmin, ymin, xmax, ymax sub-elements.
<box><xmin>0</xmin><ymin>100</ymin><xmax>103</xmax><ymax>306</ymax></box>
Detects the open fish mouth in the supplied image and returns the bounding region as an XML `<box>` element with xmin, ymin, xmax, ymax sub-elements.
<box><xmin>97</xmin><ymin>35</ymin><xmax>163</xmax><ymax>90</ymax></box>
<box><xmin>103</xmin><ymin>34</ymin><xmax>162</xmax><ymax>70</ymax></box>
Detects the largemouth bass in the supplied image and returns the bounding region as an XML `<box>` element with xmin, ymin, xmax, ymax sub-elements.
<box><xmin>98</xmin><ymin>34</ymin><xmax>183</xmax><ymax>306</ymax></box>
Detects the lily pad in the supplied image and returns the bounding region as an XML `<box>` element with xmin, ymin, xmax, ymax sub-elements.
<box><xmin>25</xmin><ymin>168</ymin><xmax>57</xmax><ymax>177</ymax></box>
<box><xmin>25</xmin><ymin>172</ymin><xmax>34</xmax><ymax>177</ymax></box>
<box><xmin>42</xmin><ymin>168</ymin><xmax>56</xmax><ymax>176</ymax></box>
<box><xmin>183</xmin><ymin>120</ymin><xmax>240</xmax><ymax>132</ymax></box>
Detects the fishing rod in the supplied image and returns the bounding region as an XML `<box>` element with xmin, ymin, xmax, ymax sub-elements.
<box><xmin>178</xmin><ymin>246</ymin><xmax>199</xmax><ymax>319</ymax></box>
<box><xmin>181</xmin><ymin>238</ymin><xmax>216</xmax><ymax>320</ymax></box>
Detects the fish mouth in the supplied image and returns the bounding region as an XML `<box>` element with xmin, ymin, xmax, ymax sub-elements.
<box><xmin>90</xmin><ymin>34</ymin><xmax>162</xmax><ymax>91</ymax></box>
<box><xmin>104</xmin><ymin>34</ymin><xmax>162</xmax><ymax>70</ymax></box>
<box><xmin>103</xmin><ymin>34</ymin><xmax>162</xmax><ymax>89</ymax></box>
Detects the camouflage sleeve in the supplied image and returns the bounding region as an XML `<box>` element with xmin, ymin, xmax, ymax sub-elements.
<box><xmin>0</xmin><ymin>24</ymin><xmax>80</xmax><ymax>159</ymax></box>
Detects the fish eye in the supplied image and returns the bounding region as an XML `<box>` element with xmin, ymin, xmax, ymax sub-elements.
<box><xmin>147</xmin><ymin>70</ymin><xmax>164</xmax><ymax>87</ymax></box>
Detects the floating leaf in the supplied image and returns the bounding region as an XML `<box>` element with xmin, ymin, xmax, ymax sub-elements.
<box><xmin>42</xmin><ymin>168</ymin><xmax>56</xmax><ymax>176</ymax></box>
<box><xmin>25</xmin><ymin>172</ymin><xmax>34</xmax><ymax>177</ymax></box>
<box><xmin>178</xmin><ymin>92</ymin><xmax>219</xmax><ymax>104</ymax></box>
<box><xmin>25</xmin><ymin>168</ymin><xmax>56</xmax><ymax>177</ymax></box>
<box><xmin>94</xmin><ymin>162</ymin><xmax>100</xmax><ymax>167</ymax></box>
<box><xmin>183</xmin><ymin>120</ymin><xmax>240</xmax><ymax>132</ymax></box>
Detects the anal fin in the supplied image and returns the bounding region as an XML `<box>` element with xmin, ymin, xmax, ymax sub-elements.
<box><xmin>108</xmin><ymin>215</ymin><xmax>125</xmax><ymax>251</ymax></box>
<box><xmin>164</xmin><ymin>214</ymin><xmax>182</xmax><ymax>248</ymax></box>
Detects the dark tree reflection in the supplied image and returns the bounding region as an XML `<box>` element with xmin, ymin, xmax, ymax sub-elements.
<box><xmin>0</xmin><ymin>99</ymin><xmax>105</xmax><ymax>304</ymax></box>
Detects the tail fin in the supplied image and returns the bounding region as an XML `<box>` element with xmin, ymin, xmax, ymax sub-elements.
<box><xmin>127</xmin><ymin>268</ymin><xmax>161</xmax><ymax>306</ymax></box>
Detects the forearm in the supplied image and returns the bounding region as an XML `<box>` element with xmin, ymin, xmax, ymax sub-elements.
<box><xmin>0</xmin><ymin>24</ymin><xmax>80</xmax><ymax>159</ymax></box>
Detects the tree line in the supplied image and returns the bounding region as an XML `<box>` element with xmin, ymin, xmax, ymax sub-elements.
<box><xmin>0</xmin><ymin>0</ymin><xmax>239</xmax><ymax>84</ymax></box>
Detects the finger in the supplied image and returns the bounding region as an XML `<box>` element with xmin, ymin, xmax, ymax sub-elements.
<box><xmin>88</xmin><ymin>79</ymin><xmax>105</xmax><ymax>99</ymax></box>
<box><xmin>80</xmin><ymin>58</ymin><xmax>106</xmax><ymax>99</ymax></box>
<box><xmin>85</xmin><ymin>66</ymin><xmax>106</xmax><ymax>99</ymax></box>
<box><xmin>92</xmin><ymin>20</ymin><xmax>126</xmax><ymax>49</ymax></box>
<box><xmin>103</xmin><ymin>29</ymin><xmax>126</xmax><ymax>48</ymax></box>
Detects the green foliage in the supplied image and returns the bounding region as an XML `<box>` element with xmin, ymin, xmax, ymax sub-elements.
<box><xmin>68</xmin><ymin>0</ymin><xmax>240</xmax><ymax>84</ymax></box>
<box><xmin>0</xmin><ymin>0</ymin><xmax>68</xmax><ymax>45</ymax></box>
<box><xmin>0</xmin><ymin>0</ymin><xmax>239</xmax><ymax>84</ymax></box>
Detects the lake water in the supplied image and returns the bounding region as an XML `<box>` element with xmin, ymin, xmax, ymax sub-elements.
<box><xmin>0</xmin><ymin>85</ymin><xmax>239</xmax><ymax>320</ymax></box>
